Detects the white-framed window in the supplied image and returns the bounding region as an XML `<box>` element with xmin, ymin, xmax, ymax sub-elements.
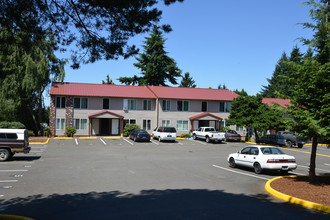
<box><xmin>143</xmin><ymin>100</ymin><xmax>152</xmax><ymax>111</ymax></box>
<box><xmin>201</xmin><ymin>101</ymin><xmax>207</xmax><ymax>112</ymax></box>
<box><xmin>161</xmin><ymin>120</ymin><xmax>170</xmax><ymax>127</ymax></box>
<box><xmin>123</xmin><ymin>99</ymin><xmax>136</xmax><ymax>110</ymax></box>
<box><xmin>56</xmin><ymin>97</ymin><xmax>66</xmax><ymax>108</ymax></box>
<box><xmin>56</xmin><ymin>118</ymin><xmax>66</xmax><ymax>130</ymax></box>
<box><xmin>177</xmin><ymin>100</ymin><xmax>189</xmax><ymax>111</ymax></box>
<box><xmin>162</xmin><ymin>100</ymin><xmax>171</xmax><ymax>111</ymax></box>
<box><xmin>123</xmin><ymin>119</ymin><xmax>136</xmax><ymax>128</ymax></box>
<box><xmin>143</xmin><ymin>119</ymin><xmax>151</xmax><ymax>130</ymax></box>
<box><xmin>219</xmin><ymin>102</ymin><xmax>231</xmax><ymax>112</ymax></box>
<box><xmin>74</xmin><ymin>119</ymin><xmax>88</xmax><ymax>130</ymax></box>
<box><xmin>177</xmin><ymin>120</ymin><xmax>188</xmax><ymax>131</ymax></box>
<box><xmin>103</xmin><ymin>99</ymin><xmax>110</xmax><ymax>109</ymax></box>
<box><xmin>74</xmin><ymin>97</ymin><xmax>88</xmax><ymax>109</ymax></box>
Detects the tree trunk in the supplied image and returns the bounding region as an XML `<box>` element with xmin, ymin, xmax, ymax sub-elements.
<box><xmin>309</xmin><ymin>134</ymin><xmax>318</xmax><ymax>183</ymax></box>
<box><xmin>254</xmin><ymin>129</ymin><xmax>259</xmax><ymax>142</ymax></box>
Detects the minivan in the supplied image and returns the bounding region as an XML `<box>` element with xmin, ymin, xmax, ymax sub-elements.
<box><xmin>152</xmin><ymin>127</ymin><xmax>177</xmax><ymax>142</ymax></box>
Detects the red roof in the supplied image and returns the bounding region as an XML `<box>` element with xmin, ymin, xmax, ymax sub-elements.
<box><xmin>50</xmin><ymin>82</ymin><xmax>239</xmax><ymax>101</ymax></box>
<box><xmin>262</xmin><ymin>98</ymin><xmax>291</xmax><ymax>108</ymax></box>
<box><xmin>88</xmin><ymin>111</ymin><xmax>124</xmax><ymax>118</ymax></box>
<box><xmin>189</xmin><ymin>112</ymin><xmax>223</xmax><ymax>120</ymax></box>
<box><xmin>50</xmin><ymin>82</ymin><xmax>155</xmax><ymax>99</ymax></box>
<box><xmin>148</xmin><ymin>86</ymin><xmax>239</xmax><ymax>101</ymax></box>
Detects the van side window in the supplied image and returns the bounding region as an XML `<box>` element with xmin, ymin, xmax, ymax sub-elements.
<box><xmin>0</xmin><ymin>133</ymin><xmax>6</xmax><ymax>139</ymax></box>
<box><xmin>6</xmin><ymin>133</ymin><xmax>18</xmax><ymax>139</ymax></box>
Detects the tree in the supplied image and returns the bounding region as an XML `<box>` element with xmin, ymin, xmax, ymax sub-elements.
<box><xmin>179</xmin><ymin>72</ymin><xmax>196</xmax><ymax>88</ymax></box>
<box><xmin>0</xmin><ymin>28</ymin><xmax>65</xmax><ymax>135</ymax></box>
<box><xmin>0</xmin><ymin>0</ymin><xmax>183</xmax><ymax>69</ymax></box>
<box><xmin>102</xmin><ymin>75</ymin><xmax>115</xmax><ymax>84</ymax></box>
<box><xmin>218</xmin><ymin>84</ymin><xmax>227</xmax><ymax>89</ymax></box>
<box><xmin>226</xmin><ymin>95</ymin><xmax>286</xmax><ymax>141</ymax></box>
<box><xmin>285</xmin><ymin>0</ymin><xmax>329</xmax><ymax>182</ymax></box>
<box><xmin>118</xmin><ymin>25</ymin><xmax>182</xmax><ymax>86</ymax></box>
<box><xmin>233</xmin><ymin>89</ymin><xmax>248</xmax><ymax>96</ymax></box>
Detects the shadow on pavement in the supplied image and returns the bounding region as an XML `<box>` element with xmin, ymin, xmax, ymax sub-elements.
<box><xmin>1</xmin><ymin>189</ymin><xmax>328</xmax><ymax>219</ymax></box>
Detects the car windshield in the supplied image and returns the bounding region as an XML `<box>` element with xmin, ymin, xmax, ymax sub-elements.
<box><xmin>228</xmin><ymin>130</ymin><xmax>237</xmax><ymax>134</ymax></box>
<box><xmin>205</xmin><ymin>128</ymin><xmax>215</xmax><ymax>132</ymax></box>
<box><xmin>261</xmin><ymin>147</ymin><xmax>285</xmax><ymax>155</ymax></box>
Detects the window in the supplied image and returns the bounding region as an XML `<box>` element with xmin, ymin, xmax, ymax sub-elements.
<box><xmin>143</xmin><ymin>120</ymin><xmax>151</xmax><ymax>130</ymax></box>
<box><xmin>123</xmin><ymin>99</ymin><xmax>136</xmax><ymax>110</ymax></box>
<box><xmin>56</xmin><ymin>97</ymin><xmax>66</xmax><ymax>108</ymax></box>
<box><xmin>241</xmin><ymin>147</ymin><xmax>250</xmax><ymax>154</ymax></box>
<box><xmin>143</xmin><ymin>100</ymin><xmax>152</xmax><ymax>110</ymax></box>
<box><xmin>177</xmin><ymin>101</ymin><xmax>189</xmax><ymax>111</ymax></box>
<box><xmin>161</xmin><ymin>120</ymin><xmax>170</xmax><ymax>127</ymax></box>
<box><xmin>74</xmin><ymin>98</ymin><xmax>88</xmax><ymax>109</ymax></box>
<box><xmin>0</xmin><ymin>133</ymin><xmax>17</xmax><ymax>139</ymax></box>
<box><xmin>201</xmin><ymin>102</ymin><xmax>207</xmax><ymax>112</ymax></box>
<box><xmin>220</xmin><ymin>102</ymin><xmax>231</xmax><ymax>112</ymax></box>
<box><xmin>162</xmin><ymin>100</ymin><xmax>171</xmax><ymax>111</ymax></box>
<box><xmin>103</xmin><ymin>99</ymin><xmax>109</xmax><ymax>109</ymax></box>
<box><xmin>177</xmin><ymin>120</ymin><xmax>188</xmax><ymax>131</ymax></box>
<box><xmin>74</xmin><ymin>119</ymin><xmax>88</xmax><ymax>130</ymax></box>
<box><xmin>123</xmin><ymin>119</ymin><xmax>136</xmax><ymax>128</ymax></box>
<box><xmin>56</xmin><ymin>118</ymin><xmax>65</xmax><ymax>130</ymax></box>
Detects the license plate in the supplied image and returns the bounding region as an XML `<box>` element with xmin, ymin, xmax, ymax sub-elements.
<box><xmin>167</xmin><ymin>135</ymin><xmax>172</xmax><ymax>137</ymax></box>
<box><xmin>282</xmin><ymin>166</ymin><xmax>288</xmax><ymax>170</ymax></box>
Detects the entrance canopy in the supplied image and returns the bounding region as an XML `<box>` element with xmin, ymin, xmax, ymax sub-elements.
<box><xmin>189</xmin><ymin>112</ymin><xmax>223</xmax><ymax>121</ymax></box>
<box><xmin>189</xmin><ymin>112</ymin><xmax>223</xmax><ymax>131</ymax></box>
<box><xmin>89</xmin><ymin>111</ymin><xmax>124</xmax><ymax>119</ymax></box>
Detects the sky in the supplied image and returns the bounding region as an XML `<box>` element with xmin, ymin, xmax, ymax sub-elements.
<box><xmin>55</xmin><ymin>0</ymin><xmax>314</xmax><ymax>97</ymax></box>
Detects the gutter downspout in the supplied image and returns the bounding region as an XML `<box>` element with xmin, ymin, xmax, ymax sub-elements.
<box><xmin>147</xmin><ymin>86</ymin><xmax>159</xmax><ymax>127</ymax></box>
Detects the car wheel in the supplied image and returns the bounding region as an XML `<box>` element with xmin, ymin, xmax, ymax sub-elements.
<box><xmin>193</xmin><ymin>134</ymin><xmax>197</xmax><ymax>140</ymax></box>
<box><xmin>206</xmin><ymin>136</ymin><xmax>210</xmax><ymax>143</ymax></box>
<box><xmin>229</xmin><ymin>157</ymin><xmax>236</xmax><ymax>168</ymax></box>
<box><xmin>0</xmin><ymin>149</ymin><xmax>10</xmax><ymax>162</ymax></box>
<box><xmin>298</xmin><ymin>143</ymin><xmax>303</xmax><ymax>148</ymax></box>
<box><xmin>286</xmin><ymin>140</ymin><xmax>292</xmax><ymax>148</ymax></box>
<box><xmin>254</xmin><ymin>162</ymin><xmax>262</xmax><ymax>174</ymax></box>
<box><xmin>134</xmin><ymin>137</ymin><xmax>137</xmax><ymax>142</ymax></box>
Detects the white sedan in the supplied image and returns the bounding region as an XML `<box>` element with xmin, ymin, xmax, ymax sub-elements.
<box><xmin>227</xmin><ymin>145</ymin><xmax>297</xmax><ymax>174</ymax></box>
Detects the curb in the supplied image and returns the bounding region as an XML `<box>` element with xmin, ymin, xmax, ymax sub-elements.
<box><xmin>265</xmin><ymin>175</ymin><xmax>330</xmax><ymax>214</ymax></box>
<box><xmin>29</xmin><ymin>138</ymin><xmax>50</xmax><ymax>145</ymax></box>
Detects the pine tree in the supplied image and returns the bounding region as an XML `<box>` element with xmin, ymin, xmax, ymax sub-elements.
<box><xmin>179</xmin><ymin>72</ymin><xmax>196</xmax><ymax>88</ymax></box>
<box><xmin>102</xmin><ymin>75</ymin><xmax>115</xmax><ymax>84</ymax></box>
<box><xmin>118</xmin><ymin>26</ymin><xmax>182</xmax><ymax>86</ymax></box>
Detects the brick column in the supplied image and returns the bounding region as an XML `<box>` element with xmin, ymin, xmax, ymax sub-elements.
<box><xmin>49</xmin><ymin>96</ymin><xmax>56</xmax><ymax>137</ymax></box>
<box><xmin>66</xmin><ymin>96</ymin><xmax>74</xmax><ymax>127</ymax></box>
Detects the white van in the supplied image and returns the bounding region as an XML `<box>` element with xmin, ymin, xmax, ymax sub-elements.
<box><xmin>152</xmin><ymin>127</ymin><xmax>177</xmax><ymax>142</ymax></box>
<box><xmin>0</xmin><ymin>129</ymin><xmax>31</xmax><ymax>161</ymax></box>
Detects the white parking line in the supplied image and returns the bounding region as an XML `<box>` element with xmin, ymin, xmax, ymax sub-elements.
<box><xmin>151</xmin><ymin>140</ymin><xmax>159</xmax><ymax>145</ymax></box>
<box><xmin>75</xmin><ymin>138</ymin><xmax>79</xmax><ymax>145</ymax></box>
<box><xmin>0</xmin><ymin>180</ymin><xmax>18</xmax><ymax>183</ymax></box>
<box><xmin>298</xmin><ymin>165</ymin><xmax>330</xmax><ymax>172</ymax></box>
<box><xmin>100</xmin><ymin>138</ymin><xmax>107</xmax><ymax>145</ymax></box>
<box><xmin>212</xmin><ymin>165</ymin><xmax>270</xmax><ymax>180</ymax></box>
<box><xmin>189</xmin><ymin>139</ymin><xmax>207</xmax><ymax>145</ymax></box>
<box><xmin>291</xmin><ymin>171</ymin><xmax>306</xmax><ymax>175</ymax></box>
<box><xmin>0</xmin><ymin>170</ymin><xmax>28</xmax><ymax>172</ymax></box>
<box><xmin>324</xmin><ymin>163</ymin><xmax>330</xmax><ymax>166</ymax></box>
<box><xmin>122</xmin><ymin>138</ymin><xmax>134</xmax><ymax>145</ymax></box>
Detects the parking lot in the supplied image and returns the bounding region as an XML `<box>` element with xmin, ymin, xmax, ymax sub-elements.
<box><xmin>0</xmin><ymin>138</ymin><xmax>329</xmax><ymax>219</ymax></box>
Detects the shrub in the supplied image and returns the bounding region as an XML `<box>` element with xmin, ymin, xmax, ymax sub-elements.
<box><xmin>65</xmin><ymin>127</ymin><xmax>76</xmax><ymax>137</ymax></box>
<box><xmin>123</xmin><ymin>124</ymin><xmax>140</xmax><ymax>137</ymax></box>
<box><xmin>0</xmin><ymin>121</ymin><xmax>25</xmax><ymax>129</ymax></box>
<box><xmin>44</xmin><ymin>126</ymin><xmax>50</xmax><ymax>137</ymax></box>
<box><xmin>180</xmin><ymin>133</ymin><xmax>191</xmax><ymax>138</ymax></box>
<box><xmin>222</xmin><ymin>127</ymin><xmax>230</xmax><ymax>131</ymax></box>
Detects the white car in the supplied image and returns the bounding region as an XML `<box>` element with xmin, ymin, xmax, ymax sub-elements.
<box><xmin>152</xmin><ymin>127</ymin><xmax>177</xmax><ymax>142</ymax></box>
<box><xmin>227</xmin><ymin>145</ymin><xmax>297</xmax><ymax>174</ymax></box>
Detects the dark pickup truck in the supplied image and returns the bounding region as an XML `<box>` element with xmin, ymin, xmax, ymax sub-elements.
<box><xmin>277</xmin><ymin>131</ymin><xmax>306</xmax><ymax>148</ymax></box>
<box><xmin>0</xmin><ymin>129</ymin><xmax>31</xmax><ymax>161</ymax></box>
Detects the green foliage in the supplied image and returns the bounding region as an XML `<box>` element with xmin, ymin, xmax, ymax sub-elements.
<box><xmin>179</xmin><ymin>133</ymin><xmax>191</xmax><ymax>138</ymax></box>
<box><xmin>123</xmin><ymin>124</ymin><xmax>141</xmax><ymax>137</ymax></box>
<box><xmin>179</xmin><ymin>72</ymin><xmax>197</xmax><ymax>88</ymax></box>
<box><xmin>233</xmin><ymin>89</ymin><xmax>248</xmax><ymax>96</ymax></box>
<box><xmin>222</xmin><ymin>127</ymin><xmax>231</xmax><ymax>131</ymax></box>
<box><xmin>118</xmin><ymin>25</ymin><xmax>182</xmax><ymax>86</ymax></box>
<box><xmin>0</xmin><ymin>121</ymin><xmax>25</xmax><ymax>129</ymax></box>
<box><xmin>0</xmin><ymin>0</ymin><xmax>184</xmax><ymax>69</ymax></box>
<box><xmin>65</xmin><ymin>127</ymin><xmax>77</xmax><ymax>137</ymax></box>
<box><xmin>218</xmin><ymin>84</ymin><xmax>227</xmax><ymax>89</ymax></box>
<box><xmin>102</xmin><ymin>75</ymin><xmax>115</xmax><ymax>84</ymax></box>
<box><xmin>44</xmin><ymin>126</ymin><xmax>50</xmax><ymax>137</ymax></box>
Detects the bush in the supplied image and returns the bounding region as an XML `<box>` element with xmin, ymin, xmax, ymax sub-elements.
<box><xmin>65</xmin><ymin>127</ymin><xmax>76</xmax><ymax>137</ymax></box>
<box><xmin>44</xmin><ymin>126</ymin><xmax>50</xmax><ymax>137</ymax></box>
<box><xmin>222</xmin><ymin>127</ymin><xmax>230</xmax><ymax>131</ymax></box>
<box><xmin>123</xmin><ymin>124</ymin><xmax>140</xmax><ymax>137</ymax></box>
<box><xmin>180</xmin><ymin>133</ymin><xmax>191</xmax><ymax>138</ymax></box>
<box><xmin>0</xmin><ymin>121</ymin><xmax>25</xmax><ymax>129</ymax></box>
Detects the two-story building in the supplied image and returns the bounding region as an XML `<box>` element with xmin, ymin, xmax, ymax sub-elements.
<box><xmin>49</xmin><ymin>82</ymin><xmax>239</xmax><ymax>137</ymax></box>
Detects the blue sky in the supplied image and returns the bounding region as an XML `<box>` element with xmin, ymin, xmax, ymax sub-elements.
<box><xmin>56</xmin><ymin>0</ymin><xmax>314</xmax><ymax>96</ymax></box>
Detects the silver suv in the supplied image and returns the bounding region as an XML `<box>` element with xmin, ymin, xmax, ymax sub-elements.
<box><xmin>152</xmin><ymin>127</ymin><xmax>177</xmax><ymax>142</ymax></box>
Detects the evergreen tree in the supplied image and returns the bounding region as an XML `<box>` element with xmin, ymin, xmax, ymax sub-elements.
<box><xmin>233</xmin><ymin>89</ymin><xmax>248</xmax><ymax>96</ymax></box>
<box><xmin>118</xmin><ymin>26</ymin><xmax>182</xmax><ymax>86</ymax></box>
<box><xmin>0</xmin><ymin>0</ymin><xmax>184</xmax><ymax>69</ymax></box>
<box><xmin>102</xmin><ymin>75</ymin><xmax>115</xmax><ymax>84</ymax></box>
<box><xmin>179</xmin><ymin>72</ymin><xmax>196</xmax><ymax>88</ymax></box>
<box><xmin>217</xmin><ymin>84</ymin><xmax>227</xmax><ymax>89</ymax></box>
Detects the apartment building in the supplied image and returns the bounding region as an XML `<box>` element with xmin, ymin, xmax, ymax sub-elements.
<box><xmin>49</xmin><ymin>82</ymin><xmax>239</xmax><ymax>137</ymax></box>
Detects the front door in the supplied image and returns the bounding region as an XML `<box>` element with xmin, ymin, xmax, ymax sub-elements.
<box><xmin>100</xmin><ymin>118</ymin><xmax>110</xmax><ymax>135</ymax></box>
<box><xmin>112</xmin><ymin>119</ymin><xmax>119</xmax><ymax>135</ymax></box>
